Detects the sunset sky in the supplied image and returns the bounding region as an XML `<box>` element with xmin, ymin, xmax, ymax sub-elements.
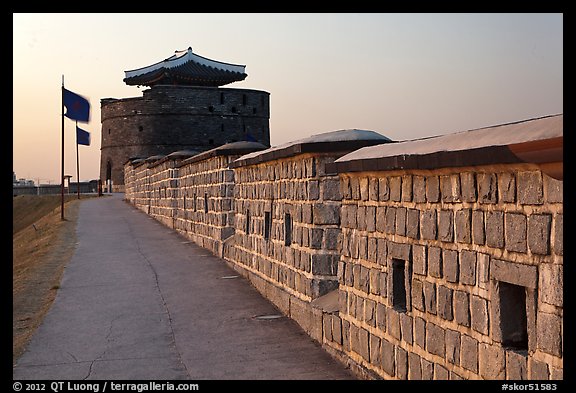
<box><xmin>13</xmin><ymin>13</ymin><xmax>562</xmax><ymax>184</ymax></box>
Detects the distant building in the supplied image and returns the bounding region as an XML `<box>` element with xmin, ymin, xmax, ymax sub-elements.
<box><xmin>100</xmin><ymin>47</ymin><xmax>271</xmax><ymax>192</ymax></box>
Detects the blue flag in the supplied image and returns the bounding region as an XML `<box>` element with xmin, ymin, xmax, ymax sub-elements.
<box><xmin>76</xmin><ymin>126</ymin><xmax>90</xmax><ymax>146</ymax></box>
<box><xmin>63</xmin><ymin>88</ymin><xmax>90</xmax><ymax>122</ymax></box>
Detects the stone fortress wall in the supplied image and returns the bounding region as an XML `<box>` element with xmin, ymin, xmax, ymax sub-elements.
<box><xmin>102</xmin><ymin>85</ymin><xmax>270</xmax><ymax>192</ymax></box>
<box><xmin>123</xmin><ymin>115</ymin><xmax>563</xmax><ymax>380</ymax></box>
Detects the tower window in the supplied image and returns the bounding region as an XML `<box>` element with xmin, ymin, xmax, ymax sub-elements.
<box><xmin>204</xmin><ymin>193</ymin><xmax>208</xmax><ymax>213</ymax></box>
<box><xmin>108</xmin><ymin>128</ymin><xmax>111</xmax><ymax>135</ymax></box>
<box><xmin>284</xmin><ymin>213</ymin><xmax>292</xmax><ymax>246</ymax></box>
<box><xmin>253</xmin><ymin>108</ymin><xmax>257</xmax><ymax>115</ymax></box>
<box><xmin>193</xmin><ymin>193</ymin><xmax>197</xmax><ymax>211</ymax></box>
<box><xmin>138</xmin><ymin>125</ymin><xmax>143</xmax><ymax>132</ymax></box>
<box><xmin>264</xmin><ymin>211</ymin><xmax>271</xmax><ymax>240</ymax></box>
<box><xmin>220</xmin><ymin>92</ymin><xmax>225</xmax><ymax>104</ymax></box>
<box><xmin>246</xmin><ymin>210</ymin><xmax>250</xmax><ymax>234</ymax></box>
<box><xmin>391</xmin><ymin>259</ymin><xmax>407</xmax><ymax>312</ymax></box>
<box><xmin>209</xmin><ymin>139</ymin><xmax>214</xmax><ymax>145</ymax></box>
<box><xmin>498</xmin><ymin>282</ymin><xmax>528</xmax><ymax>350</ymax></box>
<box><xmin>208</xmin><ymin>105</ymin><xmax>214</xmax><ymax>112</ymax></box>
<box><xmin>231</xmin><ymin>106</ymin><xmax>237</xmax><ymax>113</ymax></box>
<box><xmin>242</xmin><ymin>94</ymin><xmax>247</xmax><ymax>106</ymax></box>
<box><xmin>221</xmin><ymin>124</ymin><xmax>225</xmax><ymax>132</ymax></box>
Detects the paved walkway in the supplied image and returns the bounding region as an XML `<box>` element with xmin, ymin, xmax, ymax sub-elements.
<box><xmin>13</xmin><ymin>194</ymin><xmax>353</xmax><ymax>380</ymax></box>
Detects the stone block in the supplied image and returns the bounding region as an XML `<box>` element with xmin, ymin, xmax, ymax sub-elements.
<box><xmin>350</xmin><ymin>177</ymin><xmax>360</xmax><ymax>200</ymax></box>
<box><xmin>376</xmin><ymin>238</ymin><xmax>387</xmax><ymax>266</ymax></box>
<box><xmin>322</xmin><ymin>179</ymin><xmax>342</xmax><ymax>201</ymax></box>
<box><xmin>437</xmin><ymin>285</ymin><xmax>453</xmax><ymax>321</ymax></box>
<box><xmin>387</xmin><ymin>308</ymin><xmax>401</xmax><ymax>340</ymax></box>
<box><xmin>426</xmin><ymin>322</ymin><xmax>445</xmax><ymax>357</ymax></box>
<box><xmin>412</xmin><ymin>244</ymin><xmax>427</xmax><ymax>276</ymax></box>
<box><xmin>408</xmin><ymin>352</ymin><xmax>422</xmax><ymax>380</ymax></box>
<box><xmin>396</xmin><ymin>346</ymin><xmax>408</xmax><ymax>380</ymax></box>
<box><xmin>358</xmin><ymin>327</ymin><xmax>370</xmax><ymax>362</ymax></box>
<box><xmin>357</xmin><ymin>206</ymin><xmax>367</xmax><ymax>231</ymax></box>
<box><xmin>479</xmin><ymin>343</ymin><xmax>505</xmax><ymax>379</ymax></box>
<box><xmin>505</xmin><ymin>213</ymin><xmax>527</xmax><ymax>253</ymax></box>
<box><xmin>411</xmin><ymin>278</ymin><xmax>424</xmax><ymax>311</ymax></box>
<box><xmin>311</xmin><ymin>254</ymin><xmax>336</xmax><ymax>275</ymax></box>
<box><xmin>380</xmin><ymin>338</ymin><xmax>395</xmax><ymax>376</ymax></box>
<box><xmin>529</xmin><ymin>358</ymin><xmax>549</xmax><ymax>380</ymax></box>
<box><xmin>428</xmin><ymin>246</ymin><xmax>443</xmax><ymax>278</ymax></box>
<box><xmin>454</xmin><ymin>290</ymin><xmax>470</xmax><ymax>327</ymax></box>
<box><xmin>401</xmin><ymin>175</ymin><xmax>412</xmax><ymax>202</ymax></box>
<box><xmin>455</xmin><ymin>209</ymin><xmax>472</xmax><ymax>244</ymax></box>
<box><xmin>478</xmin><ymin>172</ymin><xmax>497</xmax><ymax>203</ymax></box>
<box><xmin>310</xmin><ymin>228</ymin><xmax>323</xmax><ymax>249</ymax></box>
<box><xmin>308</xmin><ymin>180</ymin><xmax>320</xmax><ymax>200</ymax></box>
<box><xmin>366</xmin><ymin>206</ymin><xmax>376</xmax><ymax>232</ymax></box>
<box><xmin>477</xmin><ymin>253</ymin><xmax>490</xmax><ymax>290</ymax></box>
<box><xmin>537</xmin><ymin>312</ymin><xmax>562</xmax><ymax>357</ymax></box>
<box><xmin>461</xmin><ymin>335</ymin><xmax>479</xmax><ymax>373</ymax></box>
<box><xmin>438</xmin><ymin>209</ymin><xmax>454</xmax><ymax>242</ymax></box>
<box><xmin>414</xmin><ymin>316</ymin><xmax>426</xmax><ymax>349</ymax></box>
<box><xmin>331</xmin><ymin>315</ymin><xmax>342</xmax><ymax>345</ymax></box>
<box><xmin>459</xmin><ymin>250</ymin><xmax>476</xmax><ymax>285</ymax></box>
<box><xmin>369</xmin><ymin>268</ymin><xmax>380</xmax><ymax>296</ymax></box>
<box><xmin>498</xmin><ymin>172</ymin><xmax>516</xmax><ymax>203</ymax></box>
<box><xmin>323</xmin><ymin>314</ymin><xmax>333</xmax><ymax>342</ymax></box>
<box><xmin>485</xmin><ymin>211</ymin><xmax>504</xmax><ymax>248</ymax></box>
<box><xmin>421</xmin><ymin>358</ymin><xmax>433</xmax><ymax>380</ymax></box>
<box><xmin>360</xmin><ymin>265</ymin><xmax>370</xmax><ymax>293</ymax></box>
<box><xmin>434</xmin><ymin>364</ymin><xmax>449</xmax><ymax>380</ymax></box>
<box><xmin>385</xmin><ymin>206</ymin><xmax>396</xmax><ymax>234</ymax></box>
<box><xmin>460</xmin><ymin>172</ymin><xmax>477</xmax><ymax>202</ymax></box>
<box><xmin>544</xmin><ymin>175</ymin><xmax>562</xmax><ymax>203</ymax></box>
<box><xmin>350</xmin><ymin>323</ymin><xmax>360</xmax><ymax>355</ymax></box>
<box><xmin>413</xmin><ymin>175</ymin><xmax>426</xmax><ymax>203</ymax></box>
<box><xmin>375</xmin><ymin>206</ymin><xmax>386</xmax><ymax>232</ymax></box>
<box><xmin>506</xmin><ymin>350</ymin><xmax>528</xmax><ymax>380</ymax></box>
<box><xmin>390</xmin><ymin>176</ymin><xmax>402</xmax><ymax>202</ymax></box>
<box><xmin>426</xmin><ymin>175</ymin><xmax>440</xmax><ymax>202</ymax></box>
<box><xmin>517</xmin><ymin>171</ymin><xmax>543</xmax><ymax>205</ymax></box>
<box><xmin>553</xmin><ymin>214</ymin><xmax>563</xmax><ymax>255</ymax></box>
<box><xmin>490</xmin><ymin>259</ymin><xmax>537</xmax><ymax>289</ymax></box>
<box><xmin>378</xmin><ymin>178</ymin><xmax>390</xmax><ymax>201</ymax></box>
<box><xmin>440</xmin><ymin>174</ymin><xmax>461</xmax><ymax>203</ymax></box>
<box><xmin>406</xmin><ymin>208</ymin><xmax>420</xmax><ymax>239</ymax></box>
<box><xmin>472</xmin><ymin>210</ymin><xmax>485</xmax><ymax>245</ymax></box>
<box><xmin>395</xmin><ymin>207</ymin><xmax>407</xmax><ymax>236</ymax></box>
<box><xmin>423</xmin><ymin>281</ymin><xmax>436</xmax><ymax>315</ymax></box>
<box><xmin>387</xmin><ymin>241</ymin><xmax>411</xmax><ymax>261</ymax></box>
<box><xmin>369</xmin><ymin>177</ymin><xmax>379</xmax><ymax>201</ymax></box>
<box><xmin>359</xmin><ymin>177</ymin><xmax>370</xmax><ymax>201</ymax></box>
<box><xmin>539</xmin><ymin>263</ymin><xmax>563</xmax><ymax>307</ymax></box>
<box><xmin>470</xmin><ymin>295</ymin><xmax>489</xmax><ymax>335</ymax></box>
<box><xmin>358</xmin><ymin>235</ymin><xmax>368</xmax><ymax>260</ymax></box>
<box><xmin>370</xmin><ymin>333</ymin><xmax>381</xmax><ymax>366</ymax></box>
<box><xmin>420</xmin><ymin>210</ymin><xmax>437</xmax><ymax>240</ymax></box>
<box><xmin>446</xmin><ymin>329</ymin><xmax>461</xmax><ymax>365</ymax></box>
<box><xmin>443</xmin><ymin>249</ymin><xmax>458</xmax><ymax>283</ymax></box>
<box><xmin>400</xmin><ymin>313</ymin><xmax>413</xmax><ymax>344</ymax></box>
<box><xmin>376</xmin><ymin>302</ymin><xmax>386</xmax><ymax>331</ymax></box>
<box><xmin>528</xmin><ymin>214</ymin><xmax>552</xmax><ymax>255</ymax></box>
<box><xmin>325</xmin><ymin>228</ymin><xmax>340</xmax><ymax>250</ymax></box>
<box><xmin>365</xmin><ymin>298</ymin><xmax>376</xmax><ymax>327</ymax></box>
<box><xmin>313</xmin><ymin>203</ymin><xmax>340</xmax><ymax>225</ymax></box>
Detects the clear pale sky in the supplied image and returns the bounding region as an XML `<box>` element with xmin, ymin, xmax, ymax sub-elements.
<box><xmin>13</xmin><ymin>13</ymin><xmax>563</xmax><ymax>184</ymax></box>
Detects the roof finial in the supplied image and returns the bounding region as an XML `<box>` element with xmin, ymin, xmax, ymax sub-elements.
<box><xmin>188</xmin><ymin>46</ymin><xmax>193</xmax><ymax>52</ymax></box>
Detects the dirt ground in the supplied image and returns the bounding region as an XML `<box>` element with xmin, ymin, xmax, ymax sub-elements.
<box><xmin>13</xmin><ymin>196</ymin><xmax>94</xmax><ymax>365</ymax></box>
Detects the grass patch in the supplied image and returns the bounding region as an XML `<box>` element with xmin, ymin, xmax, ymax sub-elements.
<box><xmin>13</xmin><ymin>194</ymin><xmax>99</xmax><ymax>364</ymax></box>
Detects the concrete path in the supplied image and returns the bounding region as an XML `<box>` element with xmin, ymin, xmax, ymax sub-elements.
<box><xmin>13</xmin><ymin>194</ymin><xmax>354</xmax><ymax>380</ymax></box>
